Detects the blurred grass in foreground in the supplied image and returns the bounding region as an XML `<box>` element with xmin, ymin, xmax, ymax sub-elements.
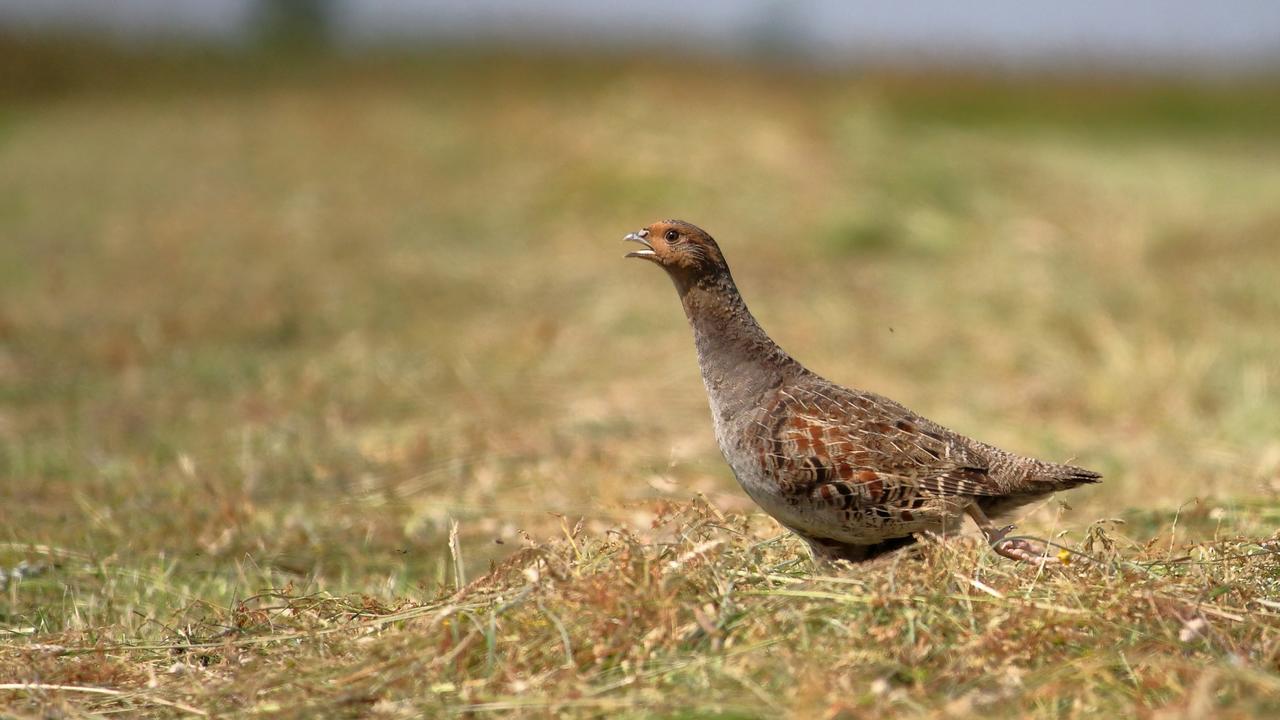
<box><xmin>1</xmin><ymin>38</ymin><xmax>1279</xmax><ymax>716</ymax></box>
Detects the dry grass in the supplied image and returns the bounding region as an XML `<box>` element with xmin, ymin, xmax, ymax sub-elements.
<box><xmin>5</xmin><ymin>505</ymin><xmax>1280</xmax><ymax>717</ymax></box>
<box><xmin>2</xmin><ymin>42</ymin><xmax>1280</xmax><ymax>717</ymax></box>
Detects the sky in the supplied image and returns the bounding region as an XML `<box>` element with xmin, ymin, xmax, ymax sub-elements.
<box><xmin>2</xmin><ymin>0</ymin><xmax>1278</xmax><ymax>70</ymax></box>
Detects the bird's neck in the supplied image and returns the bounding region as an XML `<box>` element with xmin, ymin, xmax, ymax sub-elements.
<box><xmin>675</xmin><ymin>271</ymin><xmax>801</xmax><ymax>420</ymax></box>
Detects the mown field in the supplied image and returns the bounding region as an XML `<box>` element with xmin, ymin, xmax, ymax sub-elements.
<box><xmin>2</xmin><ymin>40</ymin><xmax>1280</xmax><ymax>717</ymax></box>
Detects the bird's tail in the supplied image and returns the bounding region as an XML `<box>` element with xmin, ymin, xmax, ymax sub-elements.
<box><xmin>1040</xmin><ymin>461</ymin><xmax>1103</xmax><ymax>491</ymax></box>
<box><xmin>1044</xmin><ymin>461</ymin><xmax>1095</xmax><ymax>484</ymax></box>
<box><xmin>979</xmin><ymin>462</ymin><xmax>1101</xmax><ymax>519</ymax></box>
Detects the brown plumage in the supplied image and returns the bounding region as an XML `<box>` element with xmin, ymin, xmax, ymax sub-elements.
<box><xmin>625</xmin><ymin>219</ymin><xmax>1100</xmax><ymax>565</ymax></box>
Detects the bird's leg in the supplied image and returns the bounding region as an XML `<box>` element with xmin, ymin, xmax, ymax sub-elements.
<box><xmin>801</xmin><ymin>537</ymin><xmax>844</xmax><ymax>571</ymax></box>
<box><xmin>965</xmin><ymin>503</ymin><xmax>1051</xmax><ymax>565</ymax></box>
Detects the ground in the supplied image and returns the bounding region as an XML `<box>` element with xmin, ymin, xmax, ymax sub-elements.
<box><xmin>2</xmin><ymin>41</ymin><xmax>1280</xmax><ymax>717</ymax></box>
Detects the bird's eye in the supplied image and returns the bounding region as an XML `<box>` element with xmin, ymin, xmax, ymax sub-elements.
<box><xmin>664</xmin><ymin>230</ymin><xmax>680</xmax><ymax>242</ymax></box>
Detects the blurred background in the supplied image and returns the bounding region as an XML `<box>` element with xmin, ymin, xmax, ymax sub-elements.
<box><xmin>4</xmin><ymin>1</ymin><xmax>1280</xmax><ymax>70</ymax></box>
<box><xmin>2</xmin><ymin>1</ymin><xmax>1280</xmax><ymax>608</ymax></box>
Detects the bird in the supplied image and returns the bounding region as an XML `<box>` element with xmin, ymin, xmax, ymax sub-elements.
<box><xmin>624</xmin><ymin>219</ymin><xmax>1100</xmax><ymax>565</ymax></box>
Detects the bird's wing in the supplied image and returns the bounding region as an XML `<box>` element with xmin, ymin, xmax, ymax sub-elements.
<box><xmin>756</xmin><ymin>384</ymin><xmax>1002</xmax><ymax>504</ymax></box>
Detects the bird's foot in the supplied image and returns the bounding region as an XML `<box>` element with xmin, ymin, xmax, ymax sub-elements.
<box><xmin>986</xmin><ymin>524</ymin><xmax>1016</xmax><ymax>545</ymax></box>
<box><xmin>978</xmin><ymin>520</ymin><xmax>1053</xmax><ymax>565</ymax></box>
<box><xmin>992</xmin><ymin>536</ymin><xmax>1053</xmax><ymax>565</ymax></box>
<box><xmin>966</xmin><ymin>505</ymin><xmax>1062</xmax><ymax>566</ymax></box>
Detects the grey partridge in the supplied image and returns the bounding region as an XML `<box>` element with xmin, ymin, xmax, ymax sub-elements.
<box><xmin>625</xmin><ymin>220</ymin><xmax>1100</xmax><ymax>565</ymax></box>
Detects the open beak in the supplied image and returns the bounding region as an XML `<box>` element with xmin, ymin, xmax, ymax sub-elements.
<box><xmin>624</xmin><ymin>231</ymin><xmax>657</xmax><ymax>261</ymax></box>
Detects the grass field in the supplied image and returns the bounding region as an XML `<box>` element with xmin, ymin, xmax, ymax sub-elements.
<box><xmin>3</xmin><ymin>41</ymin><xmax>1280</xmax><ymax>717</ymax></box>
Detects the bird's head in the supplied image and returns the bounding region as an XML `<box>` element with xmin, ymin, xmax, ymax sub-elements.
<box><xmin>623</xmin><ymin>219</ymin><xmax>727</xmax><ymax>278</ymax></box>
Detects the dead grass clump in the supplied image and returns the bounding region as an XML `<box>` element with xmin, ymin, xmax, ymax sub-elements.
<box><xmin>5</xmin><ymin>500</ymin><xmax>1280</xmax><ymax>717</ymax></box>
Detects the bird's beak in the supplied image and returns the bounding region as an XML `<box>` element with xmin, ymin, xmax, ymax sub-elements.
<box><xmin>624</xmin><ymin>231</ymin><xmax>657</xmax><ymax>261</ymax></box>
